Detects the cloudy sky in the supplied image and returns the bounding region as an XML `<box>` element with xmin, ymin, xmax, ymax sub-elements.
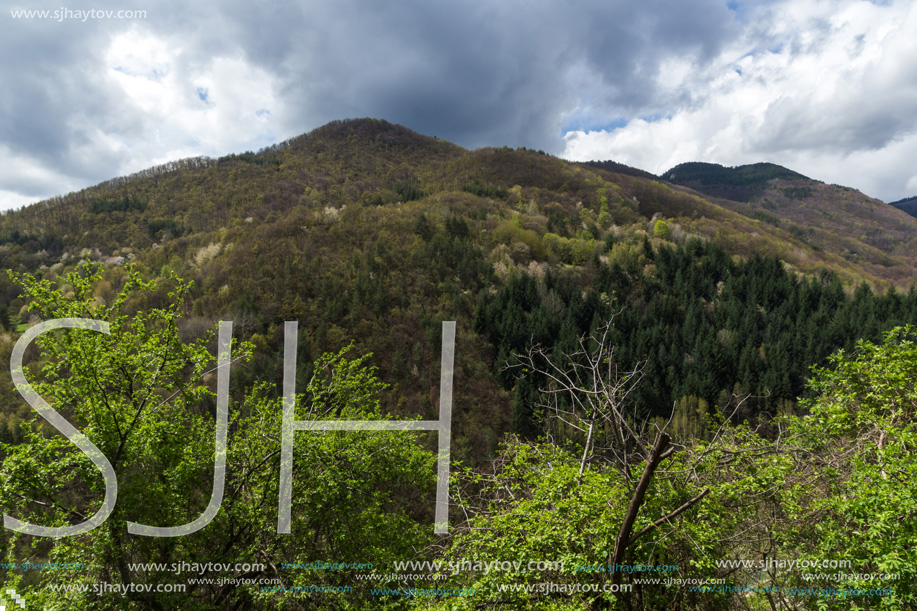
<box><xmin>2</xmin><ymin>0</ymin><xmax>916</xmax><ymax>211</ymax></box>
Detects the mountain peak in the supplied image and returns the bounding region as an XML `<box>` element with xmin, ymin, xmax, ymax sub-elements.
<box><xmin>280</xmin><ymin>118</ymin><xmax>455</xmax><ymax>154</ymax></box>
<box><xmin>661</xmin><ymin>161</ymin><xmax>809</xmax><ymax>185</ymax></box>
<box><xmin>660</xmin><ymin>161</ymin><xmax>811</xmax><ymax>202</ymax></box>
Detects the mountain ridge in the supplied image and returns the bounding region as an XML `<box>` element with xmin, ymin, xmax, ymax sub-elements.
<box><xmin>889</xmin><ymin>194</ymin><xmax>917</xmax><ymax>218</ymax></box>
<box><xmin>4</xmin><ymin>118</ymin><xmax>917</xmax><ymax>289</ymax></box>
<box><xmin>3</xmin><ymin>117</ymin><xmax>917</xmax><ymax>460</ymax></box>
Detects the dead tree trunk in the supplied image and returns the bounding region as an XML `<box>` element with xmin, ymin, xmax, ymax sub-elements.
<box><xmin>609</xmin><ymin>432</ymin><xmax>671</xmax><ymax>588</ymax></box>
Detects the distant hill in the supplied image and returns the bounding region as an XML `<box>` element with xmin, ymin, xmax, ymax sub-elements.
<box><xmin>889</xmin><ymin>195</ymin><xmax>917</xmax><ymax>218</ymax></box>
<box><xmin>661</xmin><ymin>161</ymin><xmax>809</xmax><ymax>202</ymax></box>
<box><xmin>656</xmin><ymin>161</ymin><xmax>917</xmax><ymax>284</ymax></box>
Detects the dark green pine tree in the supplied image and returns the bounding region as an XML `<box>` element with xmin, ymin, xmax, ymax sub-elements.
<box><xmin>642</xmin><ymin>234</ymin><xmax>655</xmax><ymax>261</ymax></box>
<box><xmin>511</xmin><ymin>376</ymin><xmax>541</xmax><ymax>439</ymax></box>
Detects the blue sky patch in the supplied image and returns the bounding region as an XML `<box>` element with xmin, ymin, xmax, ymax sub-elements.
<box><xmin>561</xmin><ymin>117</ymin><xmax>629</xmax><ymax>135</ymax></box>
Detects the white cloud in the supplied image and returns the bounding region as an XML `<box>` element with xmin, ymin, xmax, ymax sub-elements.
<box><xmin>0</xmin><ymin>144</ymin><xmax>85</xmax><ymax>204</ymax></box>
<box><xmin>102</xmin><ymin>29</ymin><xmax>281</xmax><ymax>172</ymax></box>
<box><xmin>3</xmin><ymin>0</ymin><xmax>917</xmax><ymax>211</ymax></box>
<box><xmin>562</xmin><ymin>0</ymin><xmax>917</xmax><ymax>201</ymax></box>
<box><xmin>0</xmin><ymin>19</ymin><xmax>285</xmax><ymax>211</ymax></box>
<box><xmin>0</xmin><ymin>190</ymin><xmax>39</xmax><ymax>211</ymax></box>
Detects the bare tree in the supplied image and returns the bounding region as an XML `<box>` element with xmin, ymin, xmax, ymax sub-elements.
<box><xmin>512</xmin><ymin>317</ymin><xmax>715</xmax><ymax>606</ymax></box>
<box><xmin>512</xmin><ymin>319</ymin><xmax>646</xmax><ymax>478</ymax></box>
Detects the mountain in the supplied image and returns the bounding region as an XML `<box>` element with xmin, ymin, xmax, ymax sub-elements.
<box><xmin>660</xmin><ymin>161</ymin><xmax>809</xmax><ymax>201</ymax></box>
<box><xmin>5</xmin><ymin>123</ymin><xmax>917</xmax><ymax>288</ymax></box>
<box><xmin>661</xmin><ymin>161</ymin><xmax>917</xmax><ymax>285</ymax></box>
<box><xmin>889</xmin><ymin>195</ymin><xmax>917</xmax><ymax>218</ymax></box>
<box><xmin>4</xmin><ymin>118</ymin><xmax>917</xmax><ymax>458</ymax></box>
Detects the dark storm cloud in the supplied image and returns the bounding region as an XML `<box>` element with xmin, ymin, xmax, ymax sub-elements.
<box><xmin>6</xmin><ymin>0</ymin><xmax>915</xmax><ymax>207</ymax></box>
<box><xmin>136</xmin><ymin>0</ymin><xmax>744</xmax><ymax>151</ymax></box>
<box><xmin>1</xmin><ymin>2</ymin><xmax>144</xmax><ymax>185</ymax></box>
<box><xmin>1</xmin><ymin>0</ymin><xmax>745</xmax><ymax>207</ymax></box>
<box><xmin>575</xmin><ymin>0</ymin><xmax>735</xmax><ymax>109</ymax></box>
<box><xmin>284</xmin><ymin>0</ymin><xmax>734</xmax><ymax>150</ymax></box>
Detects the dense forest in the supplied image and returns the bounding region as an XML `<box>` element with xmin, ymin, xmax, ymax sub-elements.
<box><xmin>2</xmin><ymin>119</ymin><xmax>917</xmax><ymax>609</ymax></box>
<box><xmin>476</xmin><ymin>239</ymin><xmax>917</xmax><ymax>435</ymax></box>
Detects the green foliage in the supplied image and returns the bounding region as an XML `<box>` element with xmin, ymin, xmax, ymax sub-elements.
<box><xmin>492</xmin><ymin>222</ymin><xmax>548</xmax><ymax>262</ymax></box>
<box><xmin>0</xmin><ymin>268</ymin><xmax>438</xmax><ymax>610</ymax></box>
<box><xmin>147</xmin><ymin>218</ymin><xmax>186</xmax><ymax>239</ymax></box>
<box><xmin>413</xmin><ymin>213</ymin><xmax>434</xmax><ymax>241</ymax></box>
<box><xmin>1</xmin><ymin>265</ymin><xmax>234</xmax><ymax>607</ymax></box>
<box><xmin>428</xmin><ymin>441</ymin><xmax>625</xmax><ymax>610</ymax></box>
<box><xmin>461</xmin><ymin>182</ymin><xmax>508</xmax><ymax>199</ymax></box>
<box><xmin>788</xmin><ymin>223</ymin><xmax>807</xmax><ymax>238</ymax></box>
<box><xmin>414</xmin><ymin>222</ymin><xmax>494</xmax><ymax>292</ymax></box>
<box><xmin>415</xmin><ymin>325</ymin><xmax>917</xmax><ymax>611</ymax></box>
<box><xmin>477</xmin><ymin>240</ymin><xmax>917</xmax><ymax>423</ymax></box>
<box><xmin>89</xmin><ymin>196</ymin><xmax>146</xmax><ymax>214</ymax></box>
<box><xmin>395</xmin><ymin>182</ymin><xmax>425</xmax><ymax>202</ymax></box>
<box><xmin>421</xmin><ymin>421</ymin><xmax>798</xmax><ymax>611</ymax></box>
<box><xmin>780</xmin><ymin>328</ymin><xmax>917</xmax><ymax>609</ymax></box>
<box><xmin>662</xmin><ymin>162</ymin><xmax>808</xmax><ymax>188</ymax></box>
<box><xmin>542</xmin><ymin>233</ymin><xmax>597</xmax><ymax>265</ymax></box>
<box><xmin>749</xmin><ymin>209</ymin><xmax>782</xmax><ymax>226</ymax></box>
<box><xmin>0</xmin><ymin>229</ymin><xmax>40</xmax><ymax>246</ymax></box>
<box><xmin>781</xmin><ymin>186</ymin><xmax>813</xmax><ymax>199</ymax></box>
<box><xmin>804</xmin><ymin>327</ymin><xmax>917</xmax><ymax>433</ymax></box>
<box><xmin>1</xmin><ymin>117</ymin><xmax>915</xmax><ymax>294</ymax></box>
<box><xmin>7</xmin><ymin>117</ymin><xmax>917</xmax><ymax>607</ymax></box>
<box><xmin>416</xmin><ymin>326</ymin><xmax>917</xmax><ymax>610</ymax></box>
<box><xmin>2</xmin><ymin>115</ymin><xmax>917</xmax><ymax>481</ymax></box>
<box><xmin>585</xmin><ymin>159</ymin><xmax>659</xmax><ymax>181</ymax></box>
<box><xmin>652</xmin><ymin>220</ymin><xmax>670</xmax><ymax>240</ymax></box>
<box><xmin>217</xmin><ymin>151</ymin><xmax>281</xmax><ymax>167</ymax></box>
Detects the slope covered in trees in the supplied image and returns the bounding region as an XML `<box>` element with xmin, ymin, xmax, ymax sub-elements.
<box><xmin>659</xmin><ymin>161</ymin><xmax>917</xmax><ymax>284</ymax></box>
<box><xmin>2</xmin><ymin>119</ymin><xmax>917</xmax><ymax>609</ymax></box>
<box><xmin>2</xmin><ymin>119</ymin><xmax>917</xmax><ymax>456</ymax></box>
<box><xmin>476</xmin><ymin>239</ymin><xmax>917</xmax><ymax>437</ymax></box>
<box><xmin>661</xmin><ymin>161</ymin><xmax>809</xmax><ymax>201</ymax></box>
<box><xmin>5</xmin><ymin>263</ymin><xmax>916</xmax><ymax>610</ymax></box>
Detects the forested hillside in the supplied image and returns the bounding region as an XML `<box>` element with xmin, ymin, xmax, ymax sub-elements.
<box><xmin>661</xmin><ymin>161</ymin><xmax>917</xmax><ymax>284</ymax></box>
<box><xmin>661</xmin><ymin>161</ymin><xmax>809</xmax><ymax>201</ymax></box>
<box><xmin>476</xmin><ymin>240</ymin><xmax>917</xmax><ymax>436</ymax></box>
<box><xmin>2</xmin><ymin>118</ymin><xmax>917</xmax><ymax>457</ymax></box>
<box><xmin>3</xmin><ymin>119</ymin><xmax>917</xmax><ymax>609</ymax></box>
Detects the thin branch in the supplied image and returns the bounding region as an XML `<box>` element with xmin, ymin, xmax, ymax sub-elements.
<box><xmin>627</xmin><ymin>487</ymin><xmax>710</xmax><ymax>547</ymax></box>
